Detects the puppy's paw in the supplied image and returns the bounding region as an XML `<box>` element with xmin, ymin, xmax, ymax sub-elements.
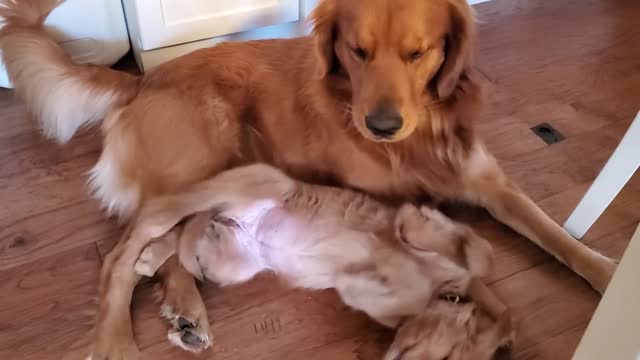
<box><xmin>134</xmin><ymin>248</ymin><xmax>158</xmax><ymax>277</ymax></box>
<box><xmin>135</xmin><ymin>233</ymin><xmax>178</xmax><ymax>277</ymax></box>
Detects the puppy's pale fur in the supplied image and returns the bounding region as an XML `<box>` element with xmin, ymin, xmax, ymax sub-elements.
<box><xmin>133</xmin><ymin>164</ymin><xmax>511</xmax><ymax>358</ymax></box>
<box><xmin>384</xmin><ymin>297</ymin><xmax>513</xmax><ymax>360</ymax></box>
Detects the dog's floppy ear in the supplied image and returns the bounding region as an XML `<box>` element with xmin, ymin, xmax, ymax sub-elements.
<box><xmin>310</xmin><ymin>0</ymin><xmax>337</xmax><ymax>78</ymax></box>
<box><xmin>434</xmin><ymin>0</ymin><xmax>476</xmax><ymax>99</ymax></box>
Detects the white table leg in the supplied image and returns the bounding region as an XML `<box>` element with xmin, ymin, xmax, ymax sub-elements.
<box><xmin>564</xmin><ymin>111</ymin><xmax>640</xmax><ymax>239</ymax></box>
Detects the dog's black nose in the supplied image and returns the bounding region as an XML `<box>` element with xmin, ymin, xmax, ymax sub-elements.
<box><xmin>365</xmin><ymin>107</ymin><xmax>403</xmax><ymax>138</ymax></box>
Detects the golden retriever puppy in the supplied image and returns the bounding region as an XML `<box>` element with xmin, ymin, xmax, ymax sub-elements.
<box><xmin>0</xmin><ymin>0</ymin><xmax>613</xmax><ymax>357</ymax></box>
<box><xmin>385</xmin><ymin>297</ymin><xmax>513</xmax><ymax>360</ymax></box>
<box><xmin>131</xmin><ymin>164</ymin><xmax>512</xmax><ymax>358</ymax></box>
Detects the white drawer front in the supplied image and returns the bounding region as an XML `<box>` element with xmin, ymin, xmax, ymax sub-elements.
<box><xmin>129</xmin><ymin>0</ymin><xmax>300</xmax><ymax>50</ymax></box>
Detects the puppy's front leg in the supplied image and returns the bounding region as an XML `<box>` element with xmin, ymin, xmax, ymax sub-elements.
<box><xmin>469</xmin><ymin>279</ymin><xmax>515</xmax><ymax>353</ymax></box>
<box><xmin>468</xmin><ymin>279</ymin><xmax>508</xmax><ymax>322</ymax></box>
<box><xmin>135</xmin><ymin>231</ymin><xmax>178</xmax><ymax>277</ymax></box>
<box><xmin>462</xmin><ymin>146</ymin><xmax>616</xmax><ymax>294</ymax></box>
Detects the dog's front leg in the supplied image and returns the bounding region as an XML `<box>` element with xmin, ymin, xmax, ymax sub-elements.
<box><xmin>90</xmin><ymin>226</ymin><xmax>146</xmax><ymax>360</ymax></box>
<box><xmin>461</xmin><ymin>146</ymin><xmax>617</xmax><ymax>294</ymax></box>
<box><xmin>90</xmin><ymin>209</ymin><xmax>190</xmax><ymax>359</ymax></box>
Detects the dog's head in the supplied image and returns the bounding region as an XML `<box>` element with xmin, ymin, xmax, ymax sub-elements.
<box><xmin>384</xmin><ymin>298</ymin><xmax>514</xmax><ymax>360</ymax></box>
<box><xmin>394</xmin><ymin>204</ymin><xmax>493</xmax><ymax>279</ymax></box>
<box><xmin>310</xmin><ymin>0</ymin><xmax>476</xmax><ymax>142</ymax></box>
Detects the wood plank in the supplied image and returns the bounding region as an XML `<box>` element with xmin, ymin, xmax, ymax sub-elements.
<box><xmin>0</xmin><ymin>200</ymin><xmax>119</xmax><ymax>271</ymax></box>
<box><xmin>497</xmin><ymin>121</ymin><xmax>632</xmax><ymax>202</ymax></box>
<box><xmin>514</xmin><ymin>322</ymin><xmax>588</xmax><ymax>360</ymax></box>
<box><xmin>0</xmin><ymin>90</ymin><xmax>115</xmax><ymax>271</ymax></box>
<box><xmin>537</xmin><ymin>173</ymin><xmax>640</xmax><ymax>243</ymax></box>
<box><xmin>491</xmin><ymin>262</ymin><xmax>599</xmax><ymax>354</ymax></box>
<box><xmin>140</xmin><ymin>289</ymin><xmax>385</xmax><ymax>360</ymax></box>
<box><xmin>0</xmin><ymin>245</ymin><xmax>101</xmax><ymax>360</ymax></box>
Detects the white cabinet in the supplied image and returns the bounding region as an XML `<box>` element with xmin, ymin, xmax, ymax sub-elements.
<box><xmin>128</xmin><ymin>0</ymin><xmax>300</xmax><ymax>50</ymax></box>
<box><xmin>123</xmin><ymin>0</ymin><xmax>317</xmax><ymax>72</ymax></box>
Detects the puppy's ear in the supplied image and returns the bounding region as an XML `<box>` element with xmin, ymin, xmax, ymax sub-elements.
<box><xmin>434</xmin><ymin>0</ymin><xmax>476</xmax><ymax>98</ymax></box>
<box><xmin>461</xmin><ymin>229</ymin><xmax>493</xmax><ymax>277</ymax></box>
<box><xmin>309</xmin><ymin>0</ymin><xmax>338</xmax><ymax>78</ymax></box>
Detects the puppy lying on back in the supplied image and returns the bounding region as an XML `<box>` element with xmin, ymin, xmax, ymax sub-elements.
<box><xmin>133</xmin><ymin>164</ymin><xmax>513</xmax><ymax>359</ymax></box>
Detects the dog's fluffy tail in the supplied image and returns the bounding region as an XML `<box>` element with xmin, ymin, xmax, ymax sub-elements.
<box><xmin>0</xmin><ymin>0</ymin><xmax>139</xmax><ymax>142</ymax></box>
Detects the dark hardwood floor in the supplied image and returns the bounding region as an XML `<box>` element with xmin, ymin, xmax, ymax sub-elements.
<box><xmin>1</xmin><ymin>0</ymin><xmax>639</xmax><ymax>359</ymax></box>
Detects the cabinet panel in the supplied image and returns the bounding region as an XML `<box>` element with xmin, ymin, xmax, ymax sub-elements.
<box><xmin>128</xmin><ymin>0</ymin><xmax>300</xmax><ymax>50</ymax></box>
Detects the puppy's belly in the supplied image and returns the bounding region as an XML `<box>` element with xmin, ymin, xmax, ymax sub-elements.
<box><xmin>255</xmin><ymin>209</ymin><xmax>373</xmax><ymax>289</ymax></box>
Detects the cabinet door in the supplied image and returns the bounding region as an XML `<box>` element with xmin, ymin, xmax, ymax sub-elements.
<box><xmin>128</xmin><ymin>0</ymin><xmax>300</xmax><ymax>50</ymax></box>
<box><xmin>301</xmin><ymin>0</ymin><xmax>318</xmax><ymax>17</ymax></box>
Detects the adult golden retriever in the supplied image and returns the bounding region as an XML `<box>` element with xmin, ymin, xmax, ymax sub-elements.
<box><xmin>0</xmin><ymin>0</ymin><xmax>615</xmax><ymax>358</ymax></box>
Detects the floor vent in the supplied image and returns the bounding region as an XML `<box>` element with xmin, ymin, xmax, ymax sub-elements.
<box><xmin>531</xmin><ymin>123</ymin><xmax>565</xmax><ymax>144</ymax></box>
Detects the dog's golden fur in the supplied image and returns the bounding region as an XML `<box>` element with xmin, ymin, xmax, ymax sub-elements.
<box><xmin>0</xmin><ymin>0</ymin><xmax>616</xmax><ymax>358</ymax></box>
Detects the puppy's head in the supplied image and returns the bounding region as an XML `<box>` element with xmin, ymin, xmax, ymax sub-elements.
<box><xmin>394</xmin><ymin>204</ymin><xmax>493</xmax><ymax>278</ymax></box>
<box><xmin>310</xmin><ymin>0</ymin><xmax>476</xmax><ymax>142</ymax></box>
<box><xmin>384</xmin><ymin>298</ymin><xmax>514</xmax><ymax>360</ymax></box>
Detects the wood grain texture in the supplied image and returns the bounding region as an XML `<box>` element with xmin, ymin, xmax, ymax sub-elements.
<box><xmin>0</xmin><ymin>0</ymin><xmax>639</xmax><ymax>358</ymax></box>
<box><xmin>0</xmin><ymin>245</ymin><xmax>101</xmax><ymax>360</ymax></box>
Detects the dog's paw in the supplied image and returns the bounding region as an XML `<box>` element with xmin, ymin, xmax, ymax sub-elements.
<box><xmin>167</xmin><ymin>315</ymin><xmax>212</xmax><ymax>353</ymax></box>
<box><xmin>160</xmin><ymin>302</ymin><xmax>212</xmax><ymax>353</ymax></box>
<box><xmin>88</xmin><ymin>335</ymin><xmax>141</xmax><ymax>360</ymax></box>
<box><xmin>155</xmin><ymin>283</ymin><xmax>212</xmax><ymax>353</ymax></box>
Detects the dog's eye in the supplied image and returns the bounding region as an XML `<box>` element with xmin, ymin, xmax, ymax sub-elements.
<box><xmin>409</xmin><ymin>50</ymin><xmax>425</xmax><ymax>61</ymax></box>
<box><xmin>351</xmin><ymin>46</ymin><xmax>369</xmax><ymax>61</ymax></box>
<box><xmin>446</xmin><ymin>294</ymin><xmax>461</xmax><ymax>304</ymax></box>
